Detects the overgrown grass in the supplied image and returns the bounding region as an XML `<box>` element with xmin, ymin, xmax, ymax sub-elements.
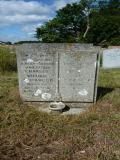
<box><xmin>0</xmin><ymin>45</ymin><xmax>17</xmax><ymax>73</ymax></box>
<box><xmin>99</xmin><ymin>68</ymin><xmax>120</xmax><ymax>88</ymax></box>
<box><xmin>0</xmin><ymin>46</ymin><xmax>120</xmax><ymax>160</ymax></box>
<box><xmin>0</xmin><ymin>69</ymin><xmax>120</xmax><ymax>160</ymax></box>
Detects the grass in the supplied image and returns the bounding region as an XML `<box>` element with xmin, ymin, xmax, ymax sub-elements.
<box><xmin>0</xmin><ymin>45</ymin><xmax>17</xmax><ymax>73</ymax></box>
<box><xmin>0</xmin><ymin>45</ymin><xmax>120</xmax><ymax>160</ymax></box>
<box><xmin>99</xmin><ymin>68</ymin><xmax>120</xmax><ymax>88</ymax></box>
<box><xmin>0</xmin><ymin>69</ymin><xmax>120</xmax><ymax>160</ymax></box>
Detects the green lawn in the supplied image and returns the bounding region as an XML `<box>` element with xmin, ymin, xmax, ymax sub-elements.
<box><xmin>0</xmin><ymin>69</ymin><xmax>120</xmax><ymax>160</ymax></box>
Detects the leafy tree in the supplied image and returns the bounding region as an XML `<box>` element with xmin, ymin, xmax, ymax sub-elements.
<box><xmin>36</xmin><ymin>0</ymin><xmax>120</xmax><ymax>45</ymax></box>
<box><xmin>36</xmin><ymin>3</ymin><xmax>87</xmax><ymax>42</ymax></box>
<box><xmin>86</xmin><ymin>0</ymin><xmax>120</xmax><ymax>45</ymax></box>
<box><xmin>36</xmin><ymin>1</ymin><xmax>96</xmax><ymax>42</ymax></box>
<box><xmin>80</xmin><ymin>0</ymin><xmax>96</xmax><ymax>38</ymax></box>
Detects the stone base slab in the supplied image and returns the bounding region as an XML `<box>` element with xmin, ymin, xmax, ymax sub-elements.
<box><xmin>24</xmin><ymin>102</ymin><xmax>93</xmax><ymax>115</ymax></box>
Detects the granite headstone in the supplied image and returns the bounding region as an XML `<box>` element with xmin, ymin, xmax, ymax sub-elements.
<box><xmin>103</xmin><ymin>48</ymin><xmax>120</xmax><ymax>68</ymax></box>
<box><xmin>16</xmin><ymin>43</ymin><xmax>99</xmax><ymax>105</ymax></box>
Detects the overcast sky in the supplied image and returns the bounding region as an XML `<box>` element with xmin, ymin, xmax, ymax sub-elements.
<box><xmin>0</xmin><ymin>0</ymin><xmax>79</xmax><ymax>42</ymax></box>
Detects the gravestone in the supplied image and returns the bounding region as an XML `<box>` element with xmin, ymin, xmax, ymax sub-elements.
<box><xmin>16</xmin><ymin>44</ymin><xmax>57</xmax><ymax>101</ymax></box>
<box><xmin>103</xmin><ymin>48</ymin><xmax>120</xmax><ymax>68</ymax></box>
<box><xmin>16</xmin><ymin>43</ymin><xmax>100</xmax><ymax>111</ymax></box>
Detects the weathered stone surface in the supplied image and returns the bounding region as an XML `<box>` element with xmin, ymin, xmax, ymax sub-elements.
<box><xmin>16</xmin><ymin>43</ymin><xmax>99</xmax><ymax>103</ymax></box>
<box><xmin>103</xmin><ymin>48</ymin><xmax>120</xmax><ymax>68</ymax></box>
<box><xmin>16</xmin><ymin>44</ymin><xmax>57</xmax><ymax>101</ymax></box>
<box><xmin>59</xmin><ymin>50</ymin><xmax>98</xmax><ymax>102</ymax></box>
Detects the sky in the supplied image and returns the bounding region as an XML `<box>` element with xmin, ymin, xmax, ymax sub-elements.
<box><xmin>0</xmin><ymin>0</ymin><xmax>79</xmax><ymax>42</ymax></box>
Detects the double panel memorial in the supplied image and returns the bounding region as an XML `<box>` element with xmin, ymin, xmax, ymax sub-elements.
<box><xmin>16</xmin><ymin>44</ymin><xmax>99</xmax><ymax>104</ymax></box>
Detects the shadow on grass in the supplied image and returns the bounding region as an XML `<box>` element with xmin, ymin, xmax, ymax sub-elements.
<box><xmin>97</xmin><ymin>87</ymin><xmax>114</xmax><ymax>100</ymax></box>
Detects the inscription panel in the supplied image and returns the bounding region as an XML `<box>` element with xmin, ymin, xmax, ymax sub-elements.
<box><xmin>59</xmin><ymin>48</ymin><xmax>98</xmax><ymax>102</ymax></box>
<box><xmin>16</xmin><ymin>44</ymin><xmax>57</xmax><ymax>101</ymax></box>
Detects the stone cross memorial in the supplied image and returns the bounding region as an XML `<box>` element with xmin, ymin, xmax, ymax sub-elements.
<box><xmin>103</xmin><ymin>48</ymin><xmax>120</xmax><ymax>68</ymax></box>
<box><xmin>16</xmin><ymin>43</ymin><xmax>99</xmax><ymax>112</ymax></box>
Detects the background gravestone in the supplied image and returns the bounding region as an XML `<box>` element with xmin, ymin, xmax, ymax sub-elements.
<box><xmin>103</xmin><ymin>48</ymin><xmax>120</xmax><ymax>68</ymax></box>
<box><xmin>16</xmin><ymin>43</ymin><xmax>99</xmax><ymax>105</ymax></box>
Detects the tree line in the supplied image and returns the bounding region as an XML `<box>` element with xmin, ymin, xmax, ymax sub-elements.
<box><xmin>36</xmin><ymin>0</ymin><xmax>120</xmax><ymax>46</ymax></box>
